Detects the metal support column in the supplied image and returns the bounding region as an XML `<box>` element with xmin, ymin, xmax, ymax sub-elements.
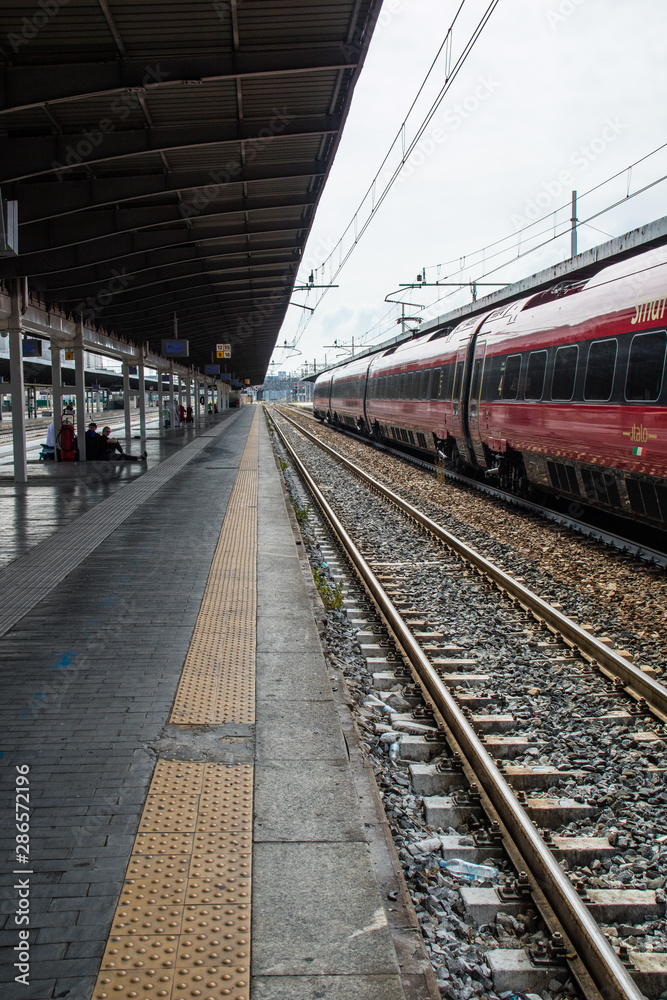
<box><xmin>123</xmin><ymin>361</ymin><xmax>132</xmax><ymax>453</ymax></box>
<box><xmin>186</xmin><ymin>376</ymin><xmax>191</xmax><ymax>423</ymax></box>
<box><xmin>169</xmin><ymin>362</ymin><xmax>175</xmax><ymax>429</ymax></box>
<box><xmin>157</xmin><ymin>370</ymin><xmax>163</xmax><ymax>430</ymax></box>
<box><xmin>194</xmin><ymin>373</ymin><xmax>200</xmax><ymax>426</ymax></box>
<box><xmin>51</xmin><ymin>341</ymin><xmax>62</xmax><ymax>457</ymax></box>
<box><xmin>138</xmin><ymin>362</ymin><xmax>146</xmax><ymax>444</ymax></box>
<box><xmin>8</xmin><ymin>318</ymin><xmax>27</xmax><ymax>483</ymax></box>
<box><xmin>74</xmin><ymin>321</ymin><xmax>86</xmax><ymax>461</ymax></box>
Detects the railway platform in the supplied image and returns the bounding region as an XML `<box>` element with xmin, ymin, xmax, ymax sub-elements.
<box><xmin>0</xmin><ymin>405</ymin><xmax>435</xmax><ymax>1000</ymax></box>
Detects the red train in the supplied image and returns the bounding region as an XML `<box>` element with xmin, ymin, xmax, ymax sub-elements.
<box><xmin>313</xmin><ymin>245</ymin><xmax>667</xmax><ymax>528</ymax></box>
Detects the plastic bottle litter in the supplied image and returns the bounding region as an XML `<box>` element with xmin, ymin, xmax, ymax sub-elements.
<box><xmin>388</xmin><ymin>742</ymin><xmax>400</xmax><ymax>760</ymax></box>
<box><xmin>440</xmin><ymin>858</ymin><xmax>499</xmax><ymax>881</ymax></box>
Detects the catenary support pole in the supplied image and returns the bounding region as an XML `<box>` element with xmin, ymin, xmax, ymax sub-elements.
<box><xmin>571</xmin><ymin>189</ymin><xmax>578</xmax><ymax>258</ymax></box>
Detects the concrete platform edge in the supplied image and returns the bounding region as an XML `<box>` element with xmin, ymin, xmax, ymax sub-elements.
<box><xmin>259</xmin><ymin>407</ymin><xmax>439</xmax><ymax>1000</ymax></box>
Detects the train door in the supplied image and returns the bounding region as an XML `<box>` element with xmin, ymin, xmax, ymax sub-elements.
<box><xmin>452</xmin><ymin>338</ymin><xmax>480</xmax><ymax>466</ymax></box>
<box><xmin>468</xmin><ymin>340</ymin><xmax>488</xmax><ymax>468</ymax></box>
<box><xmin>451</xmin><ymin>347</ymin><xmax>466</xmax><ymax>440</ymax></box>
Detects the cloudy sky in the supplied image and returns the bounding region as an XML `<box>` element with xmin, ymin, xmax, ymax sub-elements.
<box><xmin>269</xmin><ymin>0</ymin><xmax>667</xmax><ymax>376</ymax></box>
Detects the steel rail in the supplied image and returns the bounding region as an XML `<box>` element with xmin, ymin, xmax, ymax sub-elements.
<box><xmin>269</xmin><ymin>409</ymin><xmax>644</xmax><ymax>1000</ymax></box>
<box><xmin>277</xmin><ymin>407</ymin><xmax>667</xmax><ymax>722</ymax></box>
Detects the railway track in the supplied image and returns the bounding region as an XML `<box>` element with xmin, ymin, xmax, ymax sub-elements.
<box><xmin>286</xmin><ymin>405</ymin><xmax>667</xmax><ymax>567</ymax></box>
<box><xmin>267</xmin><ymin>405</ymin><xmax>667</xmax><ymax>1000</ymax></box>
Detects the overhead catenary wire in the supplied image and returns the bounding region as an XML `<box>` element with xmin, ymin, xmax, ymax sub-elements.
<box><xmin>291</xmin><ymin>0</ymin><xmax>503</xmax><ymax>346</ymax></box>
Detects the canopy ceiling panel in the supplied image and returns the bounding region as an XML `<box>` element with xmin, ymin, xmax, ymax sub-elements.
<box><xmin>0</xmin><ymin>0</ymin><xmax>383</xmax><ymax>383</ymax></box>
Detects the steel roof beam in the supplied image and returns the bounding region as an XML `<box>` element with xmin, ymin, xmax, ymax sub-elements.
<box><xmin>20</xmin><ymin>194</ymin><xmax>316</xmax><ymax>251</ymax></box>
<box><xmin>3</xmin><ymin>231</ymin><xmax>304</xmax><ymax>278</ymax></box>
<box><xmin>45</xmin><ymin>266</ymin><xmax>296</xmax><ymax>305</ymax></box>
<box><xmin>0</xmin><ymin>48</ymin><xmax>360</xmax><ymax>113</ymax></box>
<box><xmin>13</xmin><ymin>164</ymin><xmax>325</xmax><ymax>222</ymax></box>
<box><xmin>90</xmin><ymin>279</ymin><xmax>293</xmax><ymax>317</ymax></box>
<box><xmin>102</xmin><ymin>287</ymin><xmax>291</xmax><ymax>323</ymax></box>
<box><xmin>34</xmin><ymin>249</ymin><xmax>300</xmax><ymax>296</ymax></box>
<box><xmin>1</xmin><ymin>116</ymin><xmax>341</xmax><ymax>182</ymax></box>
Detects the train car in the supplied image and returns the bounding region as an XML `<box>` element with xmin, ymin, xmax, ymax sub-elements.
<box><xmin>466</xmin><ymin>247</ymin><xmax>667</xmax><ymax>521</ymax></box>
<box><xmin>313</xmin><ymin>244</ymin><xmax>667</xmax><ymax>527</ymax></box>
<box><xmin>313</xmin><ymin>372</ymin><xmax>333</xmax><ymax>421</ymax></box>
<box><xmin>328</xmin><ymin>354</ymin><xmax>373</xmax><ymax>432</ymax></box>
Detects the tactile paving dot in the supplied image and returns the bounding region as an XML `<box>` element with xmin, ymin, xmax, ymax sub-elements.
<box><xmin>92</xmin><ymin>968</ymin><xmax>174</xmax><ymax>999</ymax></box>
<box><xmin>100</xmin><ymin>934</ymin><xmax>180</xmax><ymax>971</ymax></box>
<box><xmin>134</xmin><ymin>833</ymin><xmax>194</xmax><ymax>855</ymax></box>
<box><xmin>181</xmin><ymin>905</ymin><xmax>250</xmax><ymax>941</ymax></box>
<box><xmin>111</xmin><ymin>904</ymin><xmax>184</xmax><ymax>935</ymax></box>
<box><xmin>139</xmin><ymin>794</ymin><xmax>199</xmax><ymax>833</ymax></box>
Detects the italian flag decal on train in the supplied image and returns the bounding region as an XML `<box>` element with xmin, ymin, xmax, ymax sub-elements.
<box><xmin>633</xmin><ymin>446</ymin><xmax>645</xmax><ymax>456</ymax></box>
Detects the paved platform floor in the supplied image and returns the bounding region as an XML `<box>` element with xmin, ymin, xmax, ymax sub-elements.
<box><xmin>0</xmin><ymin>410</ymin><xmax>233</xmax><ymax>571</ymax></box>
<box><xmin>0</xmin><ymin>405</ymin><xmax>433</xmax><ymax>1000</ymax></box>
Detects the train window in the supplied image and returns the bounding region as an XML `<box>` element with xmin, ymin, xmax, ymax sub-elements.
<box><xmin>420</xmin><ymin>370</ymin><xmax>431</xmax><ymax>399</ymax></box>
<box><xmin>500</xmin><ymin>354</ymin><xmax>521</xmax><ymax>400</ymax></box>
<box><xmin>551</xmin><ymin>345</ymin><xmax>578</xmax><ymax>400</ymax></box>
<box><xmin>470</xmin><ymin>359</ymin><xmax>483</xmax><ymax>400</ymax></box>
<box><xmin>440</xmin><ymin>364</ymin><xmax>454</xmax><ymax>399</ymax></box>
<box><xmin>452</xmin><ymin>361</ymin><xmax>464</xmax><ymax>400</ymax></box>
<box><xmin>584</xmin><ymin>339</ymin><xmax>617</xmax><ymax>401</ymax></box>
<box><xmin>525</xmin><ymin>351</ymin><xmax>547</xmax><ymax>400</ymax></box>
<box><xmin>431</xmin><ymin>368</ymin><xmax>442</xmax><ymax>399</ymax></box>
<box><xmin>625</xmin><ymin>330</ymin><xmax>666</xmax><ymax>401</ymax></box>
<box><xmin>481</xmin><ymin>356</ymin><xmax>499</xmax><ymax>398</ymax></box>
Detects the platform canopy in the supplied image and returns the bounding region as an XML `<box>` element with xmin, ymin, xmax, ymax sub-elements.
<box><xmin>0</xmin><ymin>0</ymin><xmax>382</xmax><ymax>384</ymax></box>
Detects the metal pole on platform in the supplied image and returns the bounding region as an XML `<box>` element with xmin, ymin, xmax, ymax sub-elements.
<box><xmin>74</xmin><ymin>321</ymin><xmax>86</xmax><ymax>461</ymax></box>
<box><xmin>51</xmin><ymin>340</ymin><xmax>62</xmax><ymax>429</ymax></box>
<box><xmin>122</xmin><ymin>361</ymin><xmax>132</xmax><ymax>453</ymax></box>
<box><xmin>194</xmin><ymin>372</ymin><xmax>200</xmax><ymax>426</ymax></box>
<box><xmin>169</xmin><ymin>361</ymin><xmax>174</xmax><ymax>429</ymax></box>
<box><xmin>138</xmin><ymin>362</ymin><xmax>146</xmax><ymax>444</ymax></box>
<box><xmin>156</xmin><ymin>369</ymin><xmax>163</xmax><ymax>431</ymax></box>
<box><xmin>8</xmin><ymin>319</ymin><xmax>27</xmax><ymax>483</ymax></box>
<box><xmin>186</xmin><ymin>375</ymin><xmax>191</xmax><ymax>423</ymax></box>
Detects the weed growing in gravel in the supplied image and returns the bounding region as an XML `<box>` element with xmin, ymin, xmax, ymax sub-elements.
<box><xmin>311</xmin><ymin>564</ymin><xmax>344</xmax><ymax>611</ymax></box>
<box><xmin>290</xmin><ymin>499</ymin><xmax>311</xmax><ymax>524</ymax></box>
<box><xmin>278</xmin><ymin>458</ymin><xmax>288</xmax><ymax>471</ymax></box>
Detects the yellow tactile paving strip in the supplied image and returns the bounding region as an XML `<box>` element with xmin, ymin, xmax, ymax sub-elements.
<box><xmin>170</xmin><ymin>410</ymin><xmax>258</xmax><ymax>725</ymax></box>
<box><xmin>92</xmin><ymin>411</ymin><xmax>259</xmax><ymax>1000</ymax></box>
<box><xmin>93</xmin><ymin>761</ymin><xmax>253</xmax><ymax>1000</ymax></box>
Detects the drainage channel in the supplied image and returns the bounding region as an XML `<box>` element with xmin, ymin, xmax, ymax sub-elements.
<box><xmin>268</xmin><ymin>406</ymin><xmax>661</xmax><ymax>1000</ymax></box>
